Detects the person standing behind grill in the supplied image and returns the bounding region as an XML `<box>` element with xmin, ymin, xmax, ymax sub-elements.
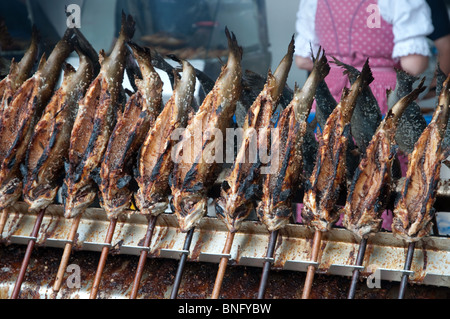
<box><xmin>426</xmin><ymin>0</ymin><xmax>450</xmax><ymax>76</ymax></box>
<box><xmin>294</xmin><ymin>0</ymin><xmax>433</xmax><ymax>232</ymax></box>
<box><xmin>294</xmin><ymin>0</ymin><xmax>434</xmax><ymax>115</ymax></box>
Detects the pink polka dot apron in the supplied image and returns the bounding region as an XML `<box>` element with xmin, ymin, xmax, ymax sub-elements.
<box><xmin>299</xmin><ymin>0</ymin><xmax>398</xmax><ymax>231</ymax></box>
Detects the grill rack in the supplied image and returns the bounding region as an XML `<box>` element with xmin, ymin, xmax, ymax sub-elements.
<box><xmin>1</xmin><ymin>196</ymin><xmax>449</xmax><ymax>299</ymax></box>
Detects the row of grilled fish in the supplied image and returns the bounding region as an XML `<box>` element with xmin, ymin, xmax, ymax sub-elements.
<box><xmin>0</xmin><ymin>16</ymin><xmax>449</xmax><ymax>243</ymax></box>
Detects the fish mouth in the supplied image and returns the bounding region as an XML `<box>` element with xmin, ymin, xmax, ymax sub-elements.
<box><xmin>257</xmin><ymin>201</ymin><xmax>291</xmax><ymax>232</ymax></box>
<box><xmin>171</xmin><ymin>192</ymin><xmax>207</xmax><ymax>232</ymax></box>
<box><xmin>215</xmin><ymin>197</ymin><xmax>253</xmax><ymax>233</ymax></box>
<box><xmin>64</xmin><ymin>183</ymin><xmax>96</xmax><ymax>219</ymax></box>
<box><xmin>134</xmin><ymin>190</ymin><xmax>169</xmax><ymax>217</ymax></box>
<box><xmin>0</xmin><ymin>178</ymin><xmax>22</xmax><ymax>210</ymax></box>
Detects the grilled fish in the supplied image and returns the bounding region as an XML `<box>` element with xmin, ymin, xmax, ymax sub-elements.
<box><xmin>135</xmin><ymin>58</ymin><xmax>196</xmax><ymax>217</ymax></box>
<box><xmin>392</xmin><ymin>75</ymin><xmax>450</xmax><ymax>242</ymax></box>
<box><xmin>314</xmin><ymin>63</ymin><xmax>359</xmax><ymax>181</ymax></box>
<box><xmin>256</xmin><ymin>51</ymin><xmax>330</xmax><ymax>232</ymax></box>
<box><xmin>22</xmin><ymin>48</ymin><xmax>95</xmax><ymax>213</ymax></box>
<box><xmin>302</xmin><ymin>60</ymin><xmax>374</xmax><ymax>232</ymax></box>
<box><xmin>98</xmin><ymin>43</ymin><xmax>163</xmax><ymax>219</ymax></box>
<box><xmin>332</xmin><ymin>57</ymin><xmax>382</xmax><ymax>155</ymax></box>
<box><xmin>0</xmin><ymin>29</ymin><xmax>75</xmax><ymax>210</ymax></box>
<box><xmin>63</xmin><ymin>14</ymin><xmax>135</xmax><ymax>219</ymax></box>
<box><xmin>170</xmin><ymin>28</ymin><xmax>243</xmax><ymax>232</ymax></box>
<box><xmin>215</xmin><ymin>37</ymin><xmax>294</xmax><ymax>233</ymax></box>
<box><xmin>0</xmin><ymin>27</ymin><xmax>39</xmax><ymax>115</ymax></box>
<box><xmin>388</xmin><ymin>69</ymin><xmax>427</xmax><ymax>154</ymax></box>
<box><xmin>342</xmin><ymin>79</ymin><xmax>426</xmax><ymax>239</ymax></box>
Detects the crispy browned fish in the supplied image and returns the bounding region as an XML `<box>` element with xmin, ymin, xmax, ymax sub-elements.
<box><xmin>22</xmin><ymin>48</ymin><xmax>96</xmax><ymax>213</ymax></box>
<box><xmin>63</xmin><ymin>14</ymin><xmax>135</xmax><ymax>219</ymax></box>
<box><xmin>256</xmin><ymin>50</ymin><xmax>330</xmax><ymax>232</ymax></box>
<box><xmin>302</xmin><ymin>60</ymin><xmax>373</xmax><ymax>232</ymax></box>
<box><xmin>170</xmin><ymin>28</ymin><xmax>243</xmax><ymax>232</ymax></box>
<box><xmin>215</xmin><ymin>38</ymin><xmax>295</xmax><ymax>233</ymax></box>
<box><xmin>134</xmin><ymin>57</ymin><xmax>196</xmax><ymax>217</ymax></box>
<box><xmin>98</xmin><ymin>43</ymin><xmax>163</xmax><ymax>219</ymax></box>
<box><xmin>392</xmin><ymin>75</ymin><xmax>450</xmax><ymax>242</ymax></box>
<box><xmin>0</xmin><ymin>27</ymin><xmax>39</xmax><ymax>116</ymax></box>
<box><xmin>342</xmin><ymin>79</ymin><xmax>426</xmax><ymax>239</ymax></box>
<box><xmin>0</xmin><ymin>29</ymin><xmax>75</xmax><ymax>210</ymax></box>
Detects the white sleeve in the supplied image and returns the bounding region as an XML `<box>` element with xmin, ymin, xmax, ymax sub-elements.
<box><xmin>378</xmin><ymin>0</ymin><xmax>434</xmax><ymax>58</ymax></box>
<box><xmin>294</xmin><ymin>0</ymin><xmax>320</xmax><ymax>58</ymax></box>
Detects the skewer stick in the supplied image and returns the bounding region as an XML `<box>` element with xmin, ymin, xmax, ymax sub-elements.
<box><xmin>257</xmin><ymin>230</ymin><xmax>279</xmax><ymax>299</ymax></box>
<box><xmin>0</xmin><ymin>208</ymin><xmax>9</xmax><ymax>238</ymax></box>
<box><xmin>347</xmin><ymin>237</ymin><xmax>368</xmax><ymax>299</ymax></box>
<box><xmin>302</xmin><ymin>230</ymin><xmax>322</xmax><ymax>299</ymax></box>
<box><xmin>129</xmin><ymin>215</ymin><xmax>158</xmax><ymax>299</ymax></box>
<box><xmin>89</xmin><ymin>217</ymin><xmax>118</xmax><ymax>299</ymax></box>
<box><xmin>398</xmin><ymin>241</ymin><xmax>416</xmax><ymax>299</ymax></box>
<box><xmin>53</xmin><ymin>214</ymin><xmax>83</xmax><ymax>292</ymax></box>
<box><xmin>170</xmin><ymin>227</ymin><xmax>195</xmax><ymax>299</ymax></box>
<box><xmin>211</xmin><ymin>231</ymin><xmax>235</xmax><ymax>299</ymax></box>
<box><xmin>10</xmin><ymin>209</ymin><xmax>46</xmax><ymax>299</ymax></box>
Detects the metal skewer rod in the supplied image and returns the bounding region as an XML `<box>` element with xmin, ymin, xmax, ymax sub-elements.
<box><xmin>398</xmin><ymin>241</ymin><xmax>416</xmax><ymax>299</ymax></box>
<box><xmin>89</xmin><ymin>217</ymin><xmax>118</xmax><ymax>299</ymax></box>
<box><xmin>257</xmin><ymin>230</ymin><xmax>279</xmax><ymax>299</ymax></box>
<box><xmin>170</xmin><ymin>227</ymin><xmax>195</xmax><ymax>299</ymax></box>
<box><xmin>10</xmin><ymin>209</ymin><xmax>46</xmax><ymax>299</ymax></box>
<box><xmin>129</xmin><ymin>215</ymin><xmax>158</xmax><ymax>299</ymax></box>
<box><xmin>347</xmin><ymin>237</ymin><xmax>368</xmax><ymax>299</ymax></box>
<box><xmin>53</xmin><ymin>214</ymin><xmax>83</xmax><ymax>292</ymax></box>
<box><xmin>0</xmin><ymin>207</ymin><xmax>9</xmax><ymax>238</ymax></box>
<box><xmin>302</xmin><ymin>230</ymin><xmax>322</xmax><ymax>299</ymax></box>
<box><xmin>211</xmin><ymin>231</ymin><xmax>235</xmax><ymax>299</ymax></box>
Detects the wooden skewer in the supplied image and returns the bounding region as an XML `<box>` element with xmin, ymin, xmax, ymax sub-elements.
<box><xmin>211</xmin><ymin>231</ymin><xmax>235</xmax><ymax>299</ymax></box>
<box><xmin>129</xmin><ymin>215</ymin><xmax>158</xmax><ymax>299</ymax></box>
<box><xmin>10</xmin><ymin>209</ymin><xmax>46</xmax><ymax>299</ymax></box>
<box><xmin>347</xmin><ymin>237</ymin><xmax>368</xmax><ymax>299</ymax></box>
<box><xmin>398</xmin><ymin>241</ymin><xmax>416</xmax><ymax>299</ymax></box>
<box><xmin>257</xmin><ymin>230</ymin><xmax>279</xmax><ymax>299</ymax></box>
<box><xmin>0</xmin><ymin>207</ymin><xmax>9</xmax><ymax>238</ymax></box>
<box><xmin>302</xmin><ymin>230</ymin><xmax>322</xmax><ymax>299</ymax></box>
<box><xmin>53</xmin><ymin>214</ymin><xmax>83</xmax><ymax>292</ymax></box>
<box><xmin>170</xmin><ymin>227</ymin><xmax>195</xmax><ymax>299</ymax></box>
<box><xmin>89</xmin><ymin>217</ymin><xmax>118</xmax><ymax>299</ymax></box>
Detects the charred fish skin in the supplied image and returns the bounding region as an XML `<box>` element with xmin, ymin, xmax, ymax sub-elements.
<box><xmin>171</xmin><ymin>28</ymin><xmax>243</xmax><ymax>233</ymax></box>
<box><xmin>313</xmin><ymin>60</ymin><xmax>359</xmax><ymax>182</ymax></box>
<box><xmin>342</xmin><ymin>80</ymin><xmax>427</xmax><ymax>239</ymax></box>
<box><xmin>64</xmin><ymin>14</ymin><xmax>135</xmax><ymax>219</ymax></box>
<box><xmin>256</xmin><ymin>51</ymin><xmax>330</xmax><ymax>232</ymax></box>
<box><xmin>392</xmin><ymin>76</ymin><xmax>450</xmax><ymax>242</ymax></box>
<box><xmin>215</xmin><ymin>37</ymin><xmax>294</xmax><ymax>234</ymax></box>
<box><xmin>23</xmin><ymin>48</ymin><xmax>96</xmax><ymax>213</ymax></box>
<box><xmin>332</xmin><ymin>57</ymin><xmax>382</xmax><ymax>155</ymax></box>
<box><xmin>134</xmin><ymin>58</ymin><xmax>196</xmax><ymax>217</ymax></box>
<box><xmin>0</xmin><ymin>26</ymin><xmax>39</xmax><ymax>104</ymax></box>
<box><xmin>388</xmin><ymin>69</ymin><xmax>427</xmax><ymax>155</ymax></box>
<box><xmin>99</xmin><ymin>42</ymin><xmax>164</xmax><ymax>219</ymax></box>
<box><xmin>0</xmin><ymin>29</ymin><xmax>75</xmax><ymax>210</ymax></box>
<box><xmin>302</xmin><ymin>60</ymin><xmax>374</xmax><ymax>232</ymax></box>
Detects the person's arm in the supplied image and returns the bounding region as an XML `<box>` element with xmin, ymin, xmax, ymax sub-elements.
<box><xmin>295</xmin><ymin>55</ymin><xmax>314</xmax><ymax>72</ymax></box>
<box><xmin>294</xmin><ymin>0</ymin><xmax>319</xmax><ymax>71</ymax></box>
<box><xmin>400</xmin><ymin>54</ymin><xmax>429</xmax><ymax>76</ymax></box>
<box><xmin>379</xmin><ymin>0</ymin><xmax>433</xmax><ymax>75</ymax></box>
<box><xmin>435</xmin><ymin>34</ymin><xmax>450</xmax><ymax>75</ymax></box>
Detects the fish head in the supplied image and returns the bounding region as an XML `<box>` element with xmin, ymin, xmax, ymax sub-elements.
<box><xmin>63</xmin><ymin>181</ymin><xmax>96</xmax><ymax>219</ymax></box>
<box><xmin>171</xmin><ymin>190</ymin><xmax>207</xmax><ymax>232</ymax></box>
<box><xmin>215</xmin><ymin>194</ymin><xmax>254</xmax><ymax>233</ymax></box>
<box><xmin>256</xmin><ymin>200</ymin><xmax>291</xmax><ymax>233</ymax></box>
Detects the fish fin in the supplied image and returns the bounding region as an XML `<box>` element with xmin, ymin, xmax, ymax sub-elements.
<box><xmin>37</xmin><ymin>52</ymin><xmax>47</xmax><ymax>71</ymax></box>
<box><xmin>120</xmin><ymin>11</ymin><xmax>136</xmax><ymax>40</ymax></box>
<box><xmin>225</xmin><ymin>26</ymin><xmax>243</xmax><ymax>61</ymax></box>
